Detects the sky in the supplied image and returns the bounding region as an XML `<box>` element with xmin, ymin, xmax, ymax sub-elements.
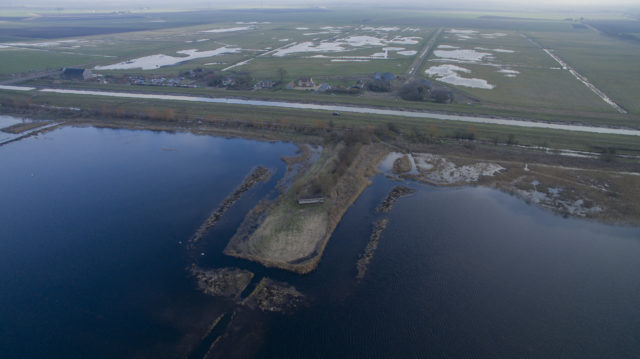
<box><xmin>2</xmin><ymin>0</ymin><xmax>639</xmax><ymax>10</ymax></box>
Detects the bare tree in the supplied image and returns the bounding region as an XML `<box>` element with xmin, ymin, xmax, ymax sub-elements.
<box><xmin>277</xmin><ymin>67</ymin><xmax>287</xmax><ymax>83</ymax></box>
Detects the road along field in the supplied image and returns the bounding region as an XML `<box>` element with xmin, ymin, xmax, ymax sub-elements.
<box><xmin>31</xmin><ymin>87</ymin><xmax>640</xmax><ymax>137</ymax></box>
<box><xmin>526</xmin><ymin>29</ymin><xmax>640</xmax><ymax>114</ymax></box>
<box><xmin>422</xmin><ymin>26</ymin><xmax>624</xmax><ymax>115</ymax></box>
<box><xmin>2</xmin><ymin>9</ymin><xmax>640</xmax><ymax>135</ymax></box>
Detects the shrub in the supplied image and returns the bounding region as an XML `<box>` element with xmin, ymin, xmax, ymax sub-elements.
<box><xmin>367</xmin><ymin>79</ymin><xmax>391</xmax><ymax>92</ymax></box>
<box><xmin>430</xmin><ymin>89</ymin><xmax>452</xmax><ymax>103</ymax></box>
<box><xmin>398</xmin><ymin>81</ymin><xmax>430</xmax><ymax>101</ymax></box>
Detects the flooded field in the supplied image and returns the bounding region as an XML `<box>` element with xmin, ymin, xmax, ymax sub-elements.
<box><xmin>424</xmin><ymin>29</ymin><xmax>526</xmax><ymax>89</ymax></box>
<box><xmin>94</xmin><ymin>47</ymin><xmax>242</xmax><ymax>70</ymax></box>
<box><xmin>271</xmin><ymin>33</ymin><xmax>422</xmax><ymax>58</ymax></box>
<box><xmin>425</xmin><ymin>64</ymin><xmax>495</xmax><ymax>89</ymax></box>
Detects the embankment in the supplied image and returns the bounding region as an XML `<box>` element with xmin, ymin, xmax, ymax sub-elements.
<box><xmin>188</xmin><ymin>166</ymin><xmax>271</xmax><ymax>246</ymax></box>
<box><xmin>377</xmin><ymin>186</ymin><xmax>416</xmax><ymax>213</ymax></box>
<box><xmin>356</xmin><ymin>218</ymin><xmax>389</xmax><ymax>280</ymax></box>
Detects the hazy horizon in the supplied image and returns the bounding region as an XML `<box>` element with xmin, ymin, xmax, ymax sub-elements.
<box><xmin>3</xmin><ymin>0</ymin><xmax>639</xmax><ymax>12</ymax></box>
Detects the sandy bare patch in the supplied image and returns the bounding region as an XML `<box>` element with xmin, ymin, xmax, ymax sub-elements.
<box><xmin>414</xmin><ymin>153</ymin><xmax>504</xmax><ymax>184</ymax></box>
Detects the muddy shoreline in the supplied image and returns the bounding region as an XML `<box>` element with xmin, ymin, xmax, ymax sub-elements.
<box><xmin>384</xmin><ymin>147</ymin><xmax>640</xmax><ymax>225</ymax></box>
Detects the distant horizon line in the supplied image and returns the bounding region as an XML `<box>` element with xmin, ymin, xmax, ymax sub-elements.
<box><xmin>2</xmin><ymin>1</ymin><xmax>639</xmax><ymax>13</ymax></box>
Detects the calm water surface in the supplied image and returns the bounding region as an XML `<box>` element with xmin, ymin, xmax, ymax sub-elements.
<box><xmin>0</xmin><ymin>125</ymin><xmax>296</xmax><ymax>358</ymax></box>
<box><xmin>1</xmin><ymin>123</ymin><xmax>639</xmax><ymax>358</ymax></box>
<box><xmin>263</xmin><ymin>182</ymin><xmax>640</xmax><ymax>359</ymax></box>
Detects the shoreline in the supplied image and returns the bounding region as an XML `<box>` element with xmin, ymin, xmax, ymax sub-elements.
<box><xmin>2</xmin><ymin>115</ymin><xmax>638</xmax><ymax>226</ymax></box>
<box><xmin>387</xmin><ymin>149</ymin><xmax>640</xmax><ymax>226</ymax></box>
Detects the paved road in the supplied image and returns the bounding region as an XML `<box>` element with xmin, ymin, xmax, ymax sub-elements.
<box><xmin>28</xmin><ymin>87</ymin><xmax>639</xmax><ymax>137</ymax></box>
<box><xmin>407</xmin><ymin>27</ymin><xmax>442</xmax><ymax>77</ymax></box>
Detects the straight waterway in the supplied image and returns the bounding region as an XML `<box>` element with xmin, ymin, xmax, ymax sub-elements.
<box><xmin>7</xmin><ymin>87</ymin><xmax>639</xmax><ymax>136</ymax></box>
<box><xmin>519</xmin><ymin>33</ymin><xmax>626</xmax><ymax>114</ymax></box>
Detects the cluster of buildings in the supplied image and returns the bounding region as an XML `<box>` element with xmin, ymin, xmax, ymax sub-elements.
<box><xmin>253</xmin><ymin>79</ymin><xmax>275</xmax><ymax>89</ymax></box>
<box><xmin>284</xmin><ymin>77</ymin><xmax>332</xmax><ymax>92</ymax></box>
<box><xmin>60</xmin><ymin>67</ymin><xmax>428</xmax><ymax>99</ymax></box>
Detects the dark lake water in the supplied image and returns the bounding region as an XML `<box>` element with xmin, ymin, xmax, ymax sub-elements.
<box><xmin>1</xmin><ymin>123</ymin><xmax>639</xmax><ymax>358</ymax></box>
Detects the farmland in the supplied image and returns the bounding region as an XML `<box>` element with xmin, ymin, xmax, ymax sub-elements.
<box><xmin>1</xmin><ymin>7</ymin><xmax>640</xmax><ymax>146</ymax></box>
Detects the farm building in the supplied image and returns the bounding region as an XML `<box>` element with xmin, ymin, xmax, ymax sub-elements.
<box><xmin>62</xmin><ymin>67</ymin><xmax>93</xmax><ymax>80</ymax></box>
<box><xmin>373</xmin><ymin>72</ymin><xmax>395</xmax><ymax>82</ymax></box>
<box><xmin>254</xmin><ymin>80</ymin><xmax>275</xmax><ymax>89</ymax></box>
<box><xmin>297</xmin><ymin>197</ymin><xmax>325</xmax><ymax>205</ymax></box>
<box><xmin>316</xmin><ymin>83</ymin><xmax>331</xmax><ymax>92</ymax></box>
<box><xmin>297</xmin><ymin>77</ymin><xmax>315</xmax><ymax>87</ymax></box>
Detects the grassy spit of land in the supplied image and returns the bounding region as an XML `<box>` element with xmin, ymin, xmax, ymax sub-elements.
<box><xmin>225</xmin><ymin>140</ymin><xmax>390</xmax><ymax>274</ymax></box>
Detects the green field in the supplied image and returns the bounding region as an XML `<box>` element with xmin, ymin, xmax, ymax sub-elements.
<box><xmin>1</xmin><ymin>6</ymin><xmax>640</xmax><ymax>136</ymax></box>
<box><xmin>0</xmin><ymin>49</ymin><xmax>102</xmax><ymax>75</ymax></box>
<box><xmin>528</xmin><ymin>30</ymin><xmax>640</xmax><ymax>114</ymax></box>
<box><xmin>422</xmin><ymin>24</ymin><xmax>635</xmax><ymax>114</ymax></box>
